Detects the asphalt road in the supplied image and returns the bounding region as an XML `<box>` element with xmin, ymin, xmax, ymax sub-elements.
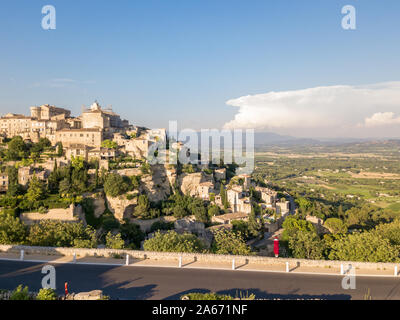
<box><xmin>1</xmin><ymin>260</ymin><xmax>400</xmax><ymax>300</ymax></box>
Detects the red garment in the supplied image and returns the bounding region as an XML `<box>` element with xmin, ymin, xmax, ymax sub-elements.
<box><xmin>65</xmin><ymin>282</ymin><xmax>68</xmax><ymax>296</ymax></box>
<box><xmin>273</xmin><ymin>238</ymin><xmax>279</xmax><ymax>257</ymax></box>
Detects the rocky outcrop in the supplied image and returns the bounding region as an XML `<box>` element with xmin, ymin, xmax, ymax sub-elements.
<box><xmin>178</xmin><ymin>172</ymin><xmax>214</xmax><ymax>196</ymax></box>
<box><xmin>67</xmin><ymin>290</ymin><xmax>104</xmax><ymax>300</ymax></box>
<box><xmin>92</xmin><ymin>194</ymin><xmax>106</xmax><ymax>218</ymax></box>
<box><xmin>139</xmin><ymin>165</ymin><xmax>172</xmax><ymax>203</ymax></box>
<box><xmin>106</xmin><ymin>193</ymin><xmax>138</xmax><ymax>221</ymax></box>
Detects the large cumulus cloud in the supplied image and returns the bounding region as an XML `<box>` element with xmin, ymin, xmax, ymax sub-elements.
<box><xmin>223</xmin><ymin>82</ymin><xmax>400</xmax><ymax>133</ymax></box>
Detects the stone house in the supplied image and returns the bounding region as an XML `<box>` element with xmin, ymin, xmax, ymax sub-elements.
<box><xmin>18</xmin><ymin>167</ymin><xmax>49</xmax><ymax>186</ymax></box>
<box><xmin>276</xmin><ymin>201</ymin><xmax>290</xmax><ymax>216</ymax></box>
<box><xmin>211</xmin><ymin>212</ymin><xmax>249</xmax><ymax>224</ymax></box>
<box><xmin>255</xmin><ymin>186</ymin><xmax>278</xmax><ymax>205</ymax></box>
<box><xmin>227</xmin><ymin>186</ymin><xmax>251</xmax><ymax>213</ymax></box>
<box><xmin>0</xmin><ymin>173</ymin><xmax>8</xmax><ymax>192</ymax></box>
<box><xmin>196</xmin><ymin>181</ymin><xmax>215</xmax><ymax>200</ymax></box>
<box><xmin>214</xmin><ymin>168</ymin><xmax>226</xmax><ymax>181</ymax></box>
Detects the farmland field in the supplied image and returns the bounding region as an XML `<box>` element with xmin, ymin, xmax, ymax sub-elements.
<box><xmin>254</xmin><ymin>140</ymin><xmax>400</xmax><ymax>212</ymax></box>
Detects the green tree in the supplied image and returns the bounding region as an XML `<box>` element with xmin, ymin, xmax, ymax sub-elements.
<box><xmin>27</xmin><ymin>221</ymin><xmax>96</xmax><ymax>248</ymax></box>
<box><xmin>375</xmin><ymin>219</ymin><xmax>400</xmax><ymax>246</ymax></box>
<box><xmin>173</xmin><ymin>205</ymin><xmax>188</xmax><ymax>219</ymax></box>
<box><xmin>193</xmin><ymin>205</ymin><xmax>209</xmax><ymax>223</ymax></box>
<box><xmin>133</xmin><ymin>194</ymin><xmax>150</xmax><ymax>218</ymax></box>
<box><xmin>150</xmin><ymin>221</ymin><xmax>175</xmax><ymax>233</ymax></box>
<box><xmin>0</xmin><ymin>214</ymin><xmax>27</xmax><ymax>244</ymax></box>
<box><xmin>71</xmin><ymin>156</ymin><xmax>85</xmax><ymax>171</ymax></box>
<box><xmin>325</xmin><ymin>218</ymin><xmax>348</xmax><ymax>234</ymax></box>
<box><xmin>104</xmin><ymin>173</ymin><xmax>132</xmax><ymax>197</ymax></box>
<box><xmin>143</xmin><ymin>230</ymin><xmax>204</xmax><ymax>253</ymax></box>
<box><xmin>328</xmin><ymin>231</ymin><xmax>399</xmax><ymax>262</ymax></box>
<box><xmin>248</xmin><ymin>206</ymin><xmax>263</xmax><ymax>238</ymax></box>
<box><xmin>281</xmin><ymin>216</ymin><xmax>316</xmax><ymax>242</ymax></box>
<box><xmin>101</xmin><ymin>139</ymin><xmax>118</xmax><ymax>149</ymax></box>
<box><xmin>6</xmin><ymin>166</ymin><xmax>22</xmax><ymax>196</ymax></box>
<box><xmin>288</xmin><ymin>231</ymin><xmax>325</xmax><ymax>259</ymax></box>
<box><xmin>208</xmin><ymin>205</ymin><xmax>220</xmax><ymax>218</ymax></box>
<box><xmin>211</xmin><ymin>229</ymin><xmax>252</xmax><ymax>255</ymax></box>
<box><xmin>56</xmin><ymin>142</ymin><xmax>63</xmax><ymax>156</ymax></box>
<box><xmin>26</xmin><ymin>176</ymin><xmax>46</xmax><ymax>204</ymax></box>
<box><xmin>120</xmin><ymin>221</ymin><xmax>145</xmax><ymax>249</ymax></box>
<box><xmin>6</xmin><ymin>136</ymin><xmax>27</xmax><ymax>160</ymax></box>
<box><xmin>105</xmin><ymin>232</ymin><xmax>125</xmax><ymax>249</ymax></box>
<box><xmin>220</xmin><ymin>184</ymin><xmax>229</xmax><ymax>209</ymax></box>
<box><xmin>232</xmin><ymin>220</ymin><xmax>250</xmax><ymax>239</ymax></box>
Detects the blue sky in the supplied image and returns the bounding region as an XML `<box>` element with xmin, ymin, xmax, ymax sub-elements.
<box><xmin>0</xmin><ymin>1</ymin><xmax>399</xmax><ymax>137</ymax></box>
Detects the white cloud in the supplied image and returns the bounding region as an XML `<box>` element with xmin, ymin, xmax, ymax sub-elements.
<box><xmin>223</xmin><ymin>82</ymin><xmax>400</xmax><ymax>134</ymax></box>
<box><xmin>364</xmin><ymin>112</ymin><xmax>400</xmax><ymax>127</ymax></box>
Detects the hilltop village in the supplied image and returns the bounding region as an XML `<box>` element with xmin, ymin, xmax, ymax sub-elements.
<box><xmin>0</xmin><ymin>103</ymin><xmax>291</xmax><ymax>254</ymax></box>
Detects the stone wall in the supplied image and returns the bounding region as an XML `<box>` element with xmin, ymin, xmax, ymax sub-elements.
<box><xmin>0</xmin><ymin>244</ymin><xmax>398</xmax><ymax>271</ymax></box>
<box><xmin>20</xmin><ymin>204</ymin><xmax>84</xmax><ymax>225</ymax></box>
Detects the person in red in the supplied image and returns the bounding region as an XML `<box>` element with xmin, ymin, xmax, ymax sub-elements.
<box><xmin>64</xmin><ymin>282</ymin><xmax>69</xmax><ymax>297</ymax></box>
<box><xmin>273</xmin><ymin>236</ymin><xmax>279</xmax><ymax>258</ymax></box>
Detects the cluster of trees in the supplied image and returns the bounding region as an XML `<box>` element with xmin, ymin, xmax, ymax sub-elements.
<box><xmin>0</xmin><ymin>157</ymin><xmax>100</xmax><ymax>214</ymax></box>
<box><xmin>282</xmin><ymin>216</ymin><xmax>400</xmax><ymax>262</ymax></box>
<box><xmin>0</xmin><ymin>210</ymin><xmax>145</xmax><ymax>250</ymax></box>
<box><xmin>160</xmin><ymin>193</ymin><xmax>221</xmax><ymax>224</ymax></box>
<box><xmin>0</xmin><ymin>137</ymin><xmax>52</xmax><ymax>161</ymax></box>
<box><xmin>142</xmin><ymin>229</ymin><xmax>252</xmax><ymax>256</ymax></box>
<box><xmin>143</xmin><ymin>230</ymin><xmax>205</xmax><ymax>253</ymax></box>
<box><xmin>103</xmin><ymin>173</ymin><xmax>139</xmax><ymax>198</ymax></box>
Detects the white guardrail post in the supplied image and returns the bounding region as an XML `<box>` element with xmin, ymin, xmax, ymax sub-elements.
<box><xmin>179</xmin><ymin>256</ymin><xmax>182</xmax><ymax>268</ymax></box>
<box><xmin>232</xmin><ymin>259</ymin><xmax>235</xmax><ymax>270</ymax></box>
<box><xmin>73</xmin><ymin>252</ymin><xmax>76</xmax><ymax>263</ymax></box>
<box><xmin>340</xmin><ymin>264</ymin><xmax>344</xmax><ymax>275</ymax></box>
<box><xmin>286</xmin><ymin>262</ymin><xmax>289</xmax><ymax>273</ymax></box>
<box><xmin>20</xmin><ymin>250</ymin><xmax>24</xmax><ymax>261</ymax></box>
<box><xmin>125</xmin><ymin>254</ymin><xmax>129</xmax><ymax>266</ymax></box>
<box><xmin>395</xmin><ymin>266</ymin><xmax>398</xmax><ymax>276</ymax></box>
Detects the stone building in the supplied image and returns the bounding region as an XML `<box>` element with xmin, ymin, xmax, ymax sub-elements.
<box><xmin>226</xmin><ymin>186</ymin><xmax>251</xmax><ymax>213</ymax></box>
<box><xmin>255</xmin><ymin>186</ymin><xmax>278</xmax><ymax>206</ymax></box>
<box><xmin>30</xmin><ymin>104</ymin><xmax>71</xmax><ymax>120</ymax></box>
<box><xmin>211</xmin><ymin>212</ymin><xmax>249</xmax><ymax>224</ymax></box>
<box><xmin>214</xmin><ymin>168</ymin><xmax>226</xmax><ymax>181</ymax></box>
<box><xmin>18</xmin><ymin>167</ymin><xmax>49</xmax><ymax>186</ymax></box>
<box><xmin>0</xmin><ymin>173</ymin><xmax>8</xmax><ymax>192</ymax></box>
<box><xmin>196</xmin><ymin>181</ymin><xmax>215</xmax><ymax>200</ymax></box>
<box><xmin>56</xmin><ymin>128</ymin><xmax>103</xmax><ymax>148</ymax></box>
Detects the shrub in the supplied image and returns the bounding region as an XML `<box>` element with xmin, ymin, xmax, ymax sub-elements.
<box><xmin>36</xmin><ymin>288</ymin><xmax>58</xmax><ymax>300</ymax></box>
<box><xmin>104</xmin><ymin>173</ymin><xmax>133</xmax><ymax>197</ymax></box>
<box><xmin>211</xmin><ymin>229</ymin><xmax>252</xmax><ymax>255</ymax></box>
<box><xmin>10</xmin><ymin>285</ymin><xmax>31</xmax><ymax>300</ymax></box>
<box><xmin>150</xmin><ymin>221</ymin><xmax>175</xmax><ymax>233</ymax></box>
<box><xmin>143</xmin><ymin>230</ymin><xmax>205</xmax><ymax>253</ymax></box>
<box><xmin>105</xmin><ymin>232</ymin><xmax>125</xmax><ymax>249</ymax></box>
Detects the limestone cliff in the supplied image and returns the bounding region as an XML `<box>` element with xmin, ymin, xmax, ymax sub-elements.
<box><xmin>139</xmin><ymin>164</ymin><xmax>172</xmax><ymax>203</ymax></box>
<box><xmin>178</xmin><ymin>172</ymin><xmax>214</xmax><ymax>196</ymax></box>
<box><xmin>105</xmin><ymin>193</ymin><xmax>138</xmax><ymax>221</ymax></box>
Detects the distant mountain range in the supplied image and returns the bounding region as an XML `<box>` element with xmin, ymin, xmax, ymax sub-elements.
<box><xmin>253</xmin><ymin>132</ymin><xmax>398</xmax><ymax>147</ymax></box>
